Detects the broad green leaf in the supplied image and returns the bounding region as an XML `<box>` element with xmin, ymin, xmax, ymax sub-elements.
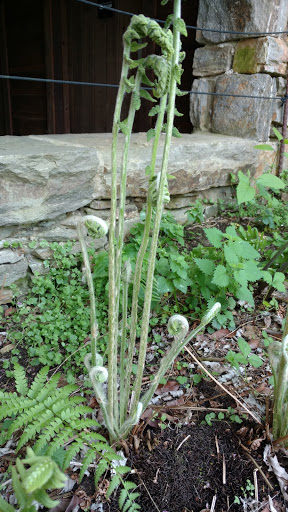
<box><xmin>204</xmin><ymin>227</ymin><xmax>223</xmax><ymax>248</ymax></box>
<box><xmin>272</xmin><ymin>272</ymin><xmax>286</xmax><ymax>292</ymax></box>
<box><xmin>145</xmin><ymin>165</ymin><xmax>152</xmax><ymax>176</ymax></box>
<box><xmin>156</xmin><ymin>257</ymin><xmax>170</xmax><ymax>276</ymax></box>
<box><xmin>224</xmin><ymin>244</ymin><xmax>239</xmax><ymax>265</ymax></box>
<box><xmin>242</xmin><ymin>260</ymin><xmax>263</xmax><ymax>282</ymax></box>
<box><xmin>173</xmin><ymin>278</ymin><xmax>188</xmax><ymax>294</ymax></box>
<box><xmin>254</xmin><ymin>144</ymin><xmax>274</xmax><ymax>151</ymax></box>
<box><xmin>248</xmin><ymin>354</ymin><xmax>263</xmax><ymax>368</ymax></box>
<box><xmin>256</xmin><ymin>174</ymin><xmax>285</xmax><ymax>190</ymax></box>
<box><xmin>272</xmin><ymin>126</ymin><xmax>283</xmax><ymax>141</ymax></box>
<box><xmin>236</xmin><ymin>171</ymin><xmax>255</xmax><ymax>205</ymax></box>
<box><xmin>212</xmin><ymin>265</ymin><xmax>230</xmax><ymax>288</ymax></box>
<box><xmin>156</xmin><ymin>276</ymin><xmax>172</xmax><ymax>294</ymax></box>
<box><xmin>236</xmin><ymin>285</ymin><xmax>254</xmax><ymax>306</ymax></box>
<box><xmin>232</xmin><ymin>240</ymin><xmax>260</xmax><ymax>260</ymax></box>
<box><xmin>261</xmin><ymin>271</ymin><xmax>272</xmax><ymax>285</ymax></box>
<box><xmin>238</xmin><ymin>337</ymin><xmax>251</xmax><ymax>359</ymax></box>
<box><xmin>194</xmin><ymin>258</ymin><xmax>215</xmax><ymax>276</ymax></box>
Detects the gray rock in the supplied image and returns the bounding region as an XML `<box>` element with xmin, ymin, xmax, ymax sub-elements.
<box><xmin>190</xmin><ymin>78</ymin><xmax>216</xmax><ymax>131</ymax></box>
<box><xmin>0</xmin><ymin>250</ymin><xmax>23</xmax><ymax>264</ymax></box>
<box><xmin>196</xmin><ymin>0</ymin><xmax>288</xmax><ymax>44</ymax></box>
<box><xmin>27</xmin><ymin>256</ymin><xmax>48</xmax><ymax>275</ymax></box>
<box><xmin>0</xmin><ymin>135</ymin><xmax>104</xmax><ymax>226</ymax></box>
<box><xmin>0</xmin><ymin>259</ymin><xmax>28</xmax><ymax>287</ymax></box>
<box><xmin>233</xmin><ymin>37</ymin><xmax>288</xmax><ymax>75</ymax></box>
<box><xmin>193</xmin><ymin>43</ymin><xmax>235</xmax><ymax>77</ymax></box>
<box><xmin>211</xmin><ymin>74</ymin><xmax>277</xmax><ymax>140</ymax></box>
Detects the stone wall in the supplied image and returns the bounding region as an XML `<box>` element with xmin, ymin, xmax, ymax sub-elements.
<box><xmin>190</xmin><ymin>0</ymin><xmax>288</xmax><ymax>140</ymax></box>
<box><xmin>0</xmin><ymin>132</ymin><xmax>277</xmax><ymax>304</ymax></box>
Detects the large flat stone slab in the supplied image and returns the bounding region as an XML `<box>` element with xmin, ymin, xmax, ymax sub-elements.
<box><xmin>0</xmin><ymin>135</ymin><xmax>103</xmax><ymax>226</ymax></box>
<box><xmin>196</xmin><ymin>0</ymin><xmax>288</xmax><ymax>44</ymax></box>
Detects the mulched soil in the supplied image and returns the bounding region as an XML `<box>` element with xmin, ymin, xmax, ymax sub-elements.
<box><xmin>1</xmin><ymin>214</ymin><xmax>288</xmax><ymax>511</ymax></box>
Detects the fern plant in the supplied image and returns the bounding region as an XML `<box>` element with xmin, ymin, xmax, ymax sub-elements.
<box><xmin>0</xmin><ymin>447</ymin><xmax>67</xmax><ymax>511</ymax></box>
<box><xmin>0</xmin><ymin>364</ymin><xmax>140</xmax><ymax>511</ymax></box>
<box><xmin>76</xmin><ymin>0</ymin><xmax>221</xmax><ymax>445</ymax></box>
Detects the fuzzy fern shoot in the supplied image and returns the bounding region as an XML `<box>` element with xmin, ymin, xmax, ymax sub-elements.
<box><xmin>77</xmin><ymin>0</ymin><xmax>221</xmax><ymax>446</ymax></box>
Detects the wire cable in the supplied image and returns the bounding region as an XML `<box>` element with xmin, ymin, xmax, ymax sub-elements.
<box><xmin>0</xmin><ymin>74</ymin><xmax>283</xmax><ymax>101</ymax></box>
<box><xmin>74</xmin><ymin>0</ymin><xmax>288</xmax><ymax>35</ymax></box>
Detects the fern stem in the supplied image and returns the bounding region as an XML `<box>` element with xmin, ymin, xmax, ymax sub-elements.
<box><xmin>129</xmin><ymin>0</ymin><xmax>182</xmax><ymax>419</ymax></box>
<box><xmin>122</xmin><ymin>94</ymin><xmax>168</xmax><ymax>418</ymax></box>
<box><xmin>108</xmin><ymin>44</ymin><xmax>131</xmax><ymax>435</ymax></box>
<box><xmin>77</xmin><ymin>222</ymin><xmax>98</xmax><ymax>367</ymax></box>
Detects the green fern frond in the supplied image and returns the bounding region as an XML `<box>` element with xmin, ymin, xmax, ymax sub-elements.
<box><xmin>0</xmin><ymin>495</ymin><xmax>16</xmax><ymax>512</ymax></box>
<box><xmin>27</xmin><ymin>366</ymin><xmax>50</xmax><ymax>398</ymax></box>
<box><xmin>94</xmin><ymin>458</ymin><xmax>109</xmax><ymax>487</ymax></box>
<box><xmin>13</xmin><ymin>363</ymin><xmax>29</xmax><ymax>396</ymax></box>
<box><xmin>16</xmin><ymin>410</ymin><xmax>55</xmax><ymax>450</ymax></box>
<box><xmin>36</xmin><ymin>374</ymin><xmax>62</xmax><ymax>402</ymax></box>
<box><xmin>62</xmin><ymin>437</ymin><xmax>84</xmax><ymax>470</ymax></box>
<box><xmin>106</xmin><ymin>474</ymin><xmax>121</xmax><ymax>499</ymax></box>
<box><xmin>45</xmin><ymin>427</ymin><xmax>74</xmax><ymax>456</ymax></box>
<box><xmin>78</xmin><ymin>447</ymin><xmax>96</xmax><ymax>482</ymax></box>
<box><xmin>7</xmin><ymin>402</ymin><xmax>47</xmax><ymax>437</ymax></box>
<box><xmin>11</xmin><ymin>466</ymin><xmax>26</xmax><ymax>509</ymax></box>
<box><xmin>33</xmin><ymin>418</ymin><xmax>63</xmax><ymax>454</ymax></box>
<box><xmin>0</xmin><ymin>397</ymin><xmax>37</xmax><ymax>421</ymax></box>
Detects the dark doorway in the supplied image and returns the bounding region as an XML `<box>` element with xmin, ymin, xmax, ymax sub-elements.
<box><xmin>0</xmin><ymin>0</ymin><xmax>199</xmax><ymax>135</ymax></box>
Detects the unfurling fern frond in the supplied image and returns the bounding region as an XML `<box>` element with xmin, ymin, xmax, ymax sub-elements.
<box><xmin>0</xmin><ymin>364</ymin><xmax>108</xmax><ymax>463</ymax></box>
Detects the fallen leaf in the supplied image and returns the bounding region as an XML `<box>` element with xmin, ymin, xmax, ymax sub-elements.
<box><xmin>155</xmin><ymin>381</ymin><xmax>179</xmax><ymax>394</ymax></box>
<box><xmin>248</xmin><ymin>338</ymin><xmax>260</xmax><ymax>349</ymax></box>
<box><xmin>263</xmin><ymin>445</ymin><xmax>288</xmax><ymax>501</ymax></box>
<box><xmin>209</xmin><ymin>328</ymin><xmax>231</xmax><ymax>340</ymax></box>
<box><xmin>4</xmin><ymin>307</ymin><xmax>15</xmax><ymax>317</ymax></box>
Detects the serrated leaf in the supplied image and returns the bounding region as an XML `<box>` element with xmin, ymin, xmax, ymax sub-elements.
<box><xmin>242</xmin><ymin>260</ymin><xmax>263</xmax><ymax>282</ymax></box>
<box><xmin>257</xmin><ymin>174</ymin><xmax>285</xmax><ymax>190</ymax></box>
<box><xmin>212</xmin><ymin>265</ymin><xmax>230</xmax><ymax>288</ymax></box>
<box><xmin>172</xmin><ymin>278</ymin><xmax>187</xmax><ymax>294</ymax></box>
<box><xmin>140</xmin><ymin>89</ymin><xmax>156</xmax><ymax>102</ymax></box>
<box><xmin>261</xmin><ymin>271</ymin><xmax>272</xmax><ymax>285</ymax></box>
<box><xmin>232</xmin><ymin>240</ymin><xmax>260</xmax><ymax>260</ymax></box>
<box><xmin>194</xmin><ymin>258</ymin><xmax>215</xmax><ymax>275</ymax></box>
<box><xmin>204</xmin><ymin>227</ymin><xmax>223</xmax><ymax>248</ymax></box>
<box><xmin>147</xmin><ymin>128</ymin><xmax>155</xmax><ymax>142</ymax></box>
<box><xmin>175</xmin><ymin>17</ymin><xmax>187</xmax><ymax>37</ymax></box>
<box><xmin>224</xmin><ymin>244</ymin><xmax>239</xmax><ymax>265</ymax></box>
<box><xmin>238</xmin><ymin>337</ymin><xmax>251</xmax><ymax>359</ymax></box>
<box><xmin>156</xmin><ymin>276</ymin><xmax>172</xmax><ymax>294</ymax></box>
<box><xmin>0</xmin><ymin>496</ymin><xmax>16</xmax><ymax>512</ymax></box>
<box><xmin>236</xmin><ymin>285</ymin><xmax>254</xmax><ymax>306</ymax></box>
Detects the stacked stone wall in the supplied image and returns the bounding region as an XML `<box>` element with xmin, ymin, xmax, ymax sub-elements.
<box><xmin>190</xmin><ymin>0</ymin><xmax>288</xmax><ymax>141</ymax></box>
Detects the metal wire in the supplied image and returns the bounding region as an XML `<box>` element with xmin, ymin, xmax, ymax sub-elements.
<box><xmin>74</xmin><ymin>0</ymin><xmax>288</xmax><ymax>35</ymax></box>
<box><xmin>0</xmin><ymin>74</ymin><xmax>283</xmax><ymax>102</ymax></box>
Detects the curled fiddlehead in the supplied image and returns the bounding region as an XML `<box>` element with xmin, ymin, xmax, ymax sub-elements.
<box><xmin>84</xmin><ymin>215</ymin><xmax>109</xmax><ymax>239</ymax></box>
<box><xmin>167</xmin><ymin>314</ymin><xmax>189</xmax><ymax>342</ymax></box>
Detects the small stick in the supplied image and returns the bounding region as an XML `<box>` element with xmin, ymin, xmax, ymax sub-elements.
<box><xmin>136</xmin><ymin>470</ymin><xmax>161</xmax><ymax>512</ymax></box>
<box><xmin>222</xmin><ymin>453</ymin><xmax>226</xmax><ymax>485</ymax></box>
<box><xmin>253</xmin><ymin>468</ymin><xmax>259</xmax><ymax>502</ymax></box>
<box><xmin>176</xmin><ymin>434</ymin><xmax>191</xmax><ymax>451</ymax></box>
<box><xmin>185</xmin><ymin>345</ymin><xmax>261</xmax><ymax>425</ymax></box>
<box><xmin>215</xmin><ymin>435</ymin><xmax>220</xmax><ymax>462</ymax></box>
<box><xmin>210</xmin><ymin>495</ymin><xmax>217</xmax><ymax>512</ymax></box>
<box><xmin>238</xmin><ymin>443</ymin><xmax>273</xmax><ymax>491</ymax></box>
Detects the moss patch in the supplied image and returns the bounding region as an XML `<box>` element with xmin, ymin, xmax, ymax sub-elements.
<box><xmin>233</xmin><ymin>46</ymin><xmax>257</xmax><ymax>74</ymax></box>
